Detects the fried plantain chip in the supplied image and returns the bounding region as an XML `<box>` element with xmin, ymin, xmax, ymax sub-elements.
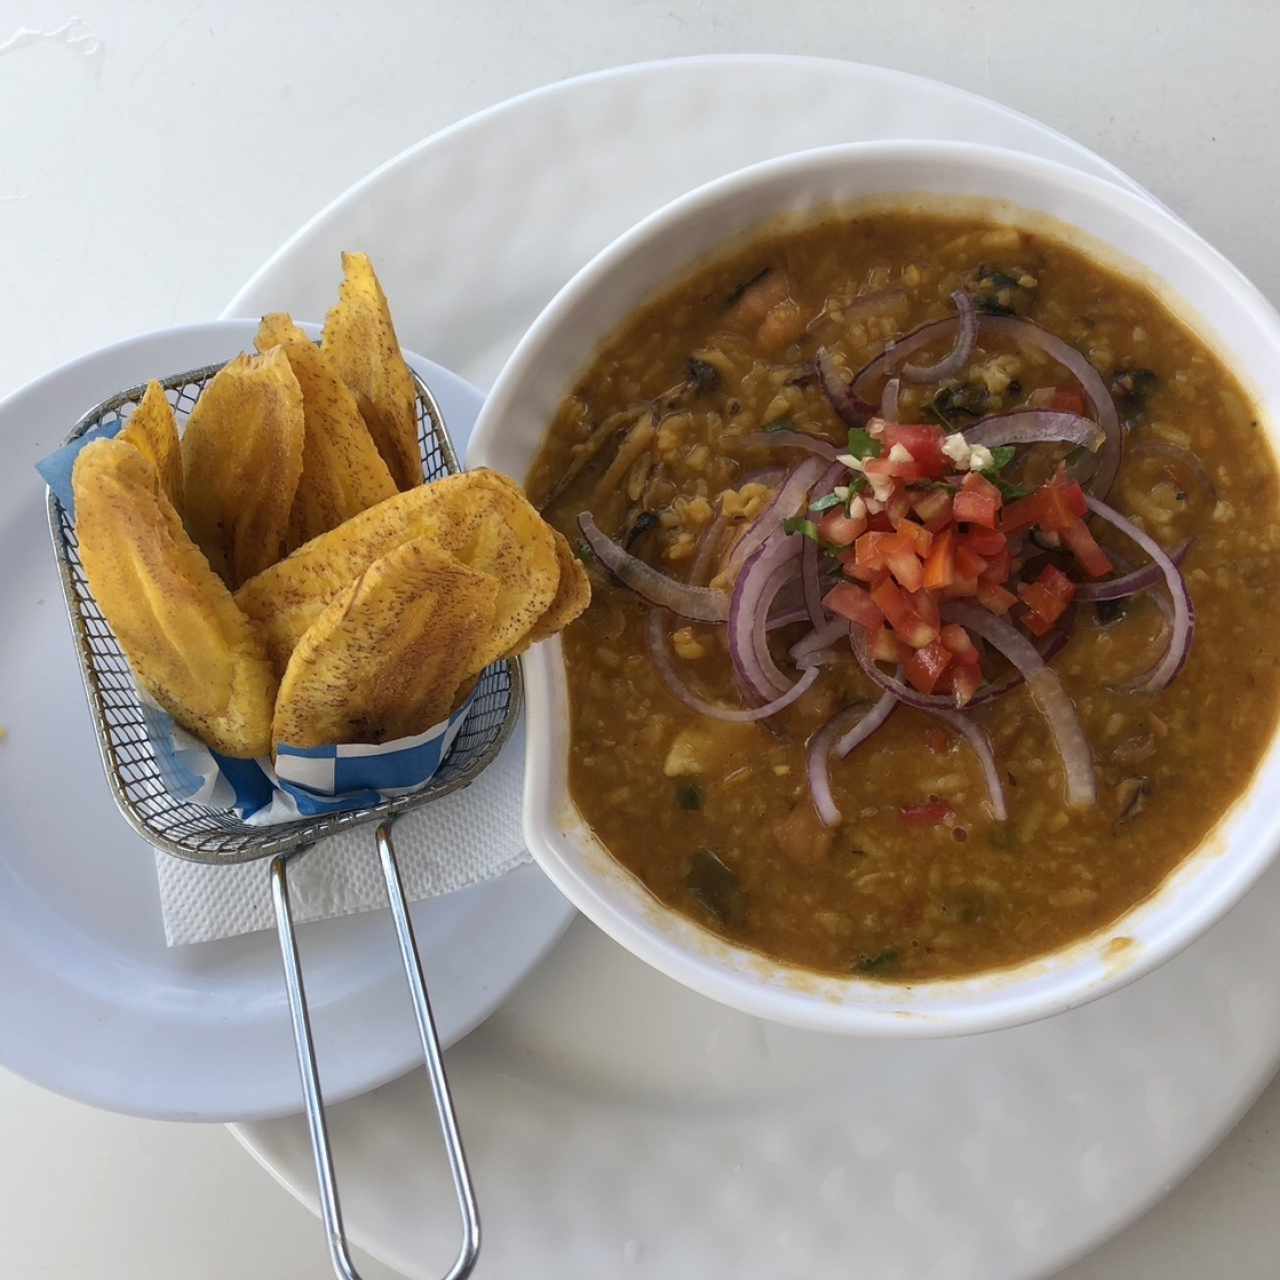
<box><xmin>253</xmin><ymin>315</ymin><xmax>398</xmax><ymax>550</ymax></box>
<box><xmin>254</xmin><ymin>312</ymin><xmax>310</xmax><ymax>349</ymax></box>
<box><xmin>321</xmin><ymin>252</ymin><xmax>421</xmax><ymax>490</ymax></box>
<box><xmin>73</xmin><ymin>438</ymin><xmax>277</xmax><ymax>758</ymax></box>
<box><xmin>181</xmin><ymin>348</ymin><xmax>305</xmax><ymax>588</ymax></box>
<box><xmin>119</xmin><ymin>380</ymin><xmax>184</xmax><ymax>514</ymax></box>
<box><xmin>506</xmin><ymin>526</ymin><xmax>591</xmax><ymax>656</ymax></box>
<box><xmin>236</xmin><ymin>469</ymin><xmax>560</xmax><ymax>678</ymax></box>
<box><xmin>272</xmin><ymin>536</ymin><xmax>497</xmax><ymax>750</ymax></box>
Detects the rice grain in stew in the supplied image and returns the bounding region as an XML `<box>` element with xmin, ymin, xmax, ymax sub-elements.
<box><xmin>527</xmin><ymin>212</ymin><xmax>1280</xmax><ymax>981</ymax></box>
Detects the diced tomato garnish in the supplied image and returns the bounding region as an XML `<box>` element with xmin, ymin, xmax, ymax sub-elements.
<box><xmin>895</xmin><ymin>519</ymin><xmax>934</xmax><ymax>558</ymax></box>
<box><xmin>911</xmin><ymin>487</ymin><xmax>954</xmax><ymax>532</ymax></box>
<box><xmin>922</xmin><ymin>526</ymin><xmax>956</xmax><ymax>590</ymax></box>
<box><xmin>1002</xmin><ymin>473</ymin><xmax>1087</xmax><ymax>535</ymax></box>
<box><xmin>1019</xmin><ymin>566</ymin><xmax>1076</xmax><ymax>631</ymax></box>
<box><xmin>1060</xmin><ymin>517</ymin><xmax>1114</xmax><ymax>578</ymax></box>
<box><xmin>910</xmin><ymin>589</ymin><xmax>941</xmax><ymax>630</ymax></box>
<box><xmin>954</xmin><ymin>544</ymin><xmax>989</xmax><ymax>580</ymax></box>
<box><xmin>854</xmin><ymin>530</ymin><xmax>896</xmax><ymax>573</ymax></box>
<box><xmin>962</xmin><ymin>528</ymin><xmax>1007</xmax><ymax>557</ymax></box>
<box><xmin>817</xmin><ymin>507</ymin><xmax>867</xmax><ymax>546</ymax></box>
<box><xmin>905</xmin><ymin>639</ymin><xmax>953</xmax><ymax>694</ymax></box>
<box><xmin>862</xmin><ymin>457</ymin><xmax>897</xmax><ymax>484</ymax></box>
<box><xmin>953</xmin><ymin>472</ymin><xmax>1003</xmax><ymax>528</ymax></box>
<box><xmin>942</xmin><ymin>577</ymin><xmax>979</xmax><ymax>598</ymax></box>
<box><xmin>886</xmin><ymin>489</ymin><xmax>913</xmax><ymax>528</ymax></box>
<box><xmin>824</xmin><ymin>582</ymin><xmax>883</xmax><ymax>630</ymax></box>
<box><xmin>880</xmin><ymin>424</ymin><xmax>949</xmax><ymax>478</ymax></box>
<box><xmin>924</xmin><ymin>726</ymin><xmax>950</xmax><ymax>754</ymax></box>
<box><xmin>940</xmin><ymin>623</ymin><xmax>981</xmax><ymax>665</ymax></box>
<box><xmin>869</xmin><ymin>620</ymin><xmax>910</xmax><ymax>664</ymax></box>
<box><xmin>979</xmin><ymin>546</ymin><xmax>1012</xmax><ymax>585</ymax></box>
<box><xmin>871</xmin><ymin>578</ymin><xmax>938</xmax><ymax>648</ymax></box>
<box><xmin>885</xmin><ymin>546</ymin><xmax>924</xmax><ymax>593</ymax></box>
<box><xmin>900</xmin><ymin>800</ymin><xmax>954</xmax><ymax>827</ymax></box>
<box><xmin>976</xmin><ymin>581</ymin><xmax>1018</xmax><ymax>615</ymax></box>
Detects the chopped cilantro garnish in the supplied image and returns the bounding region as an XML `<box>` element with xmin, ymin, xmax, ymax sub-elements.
<box><xmin>809</xmin><ymin>491</ymin><xmax>843</xmax><ymax>513</ymax></box>
<box><xmin>848</xmin><ymin>473</ymin><xmax>869</xmax><ymax>495</ymax></box>
<box><xmin>762</xmin><ymin>418</ymin><xmax>793</xmax><ymax>433</ymax></box>
<box><xmin>782</xmin><ymin>516</ymin><xmax>822</xmax><ymax>541</ymax></box>
<box><xmin>575</xmin><ymin>540</ymin><xmax>594</xmax><ymax>562</ymax></box>
<box><xmin>846</xmin><ymin>427</ymin><xmax>882</xmax><ymax>460</ymax></box>
<box><xmin>980</xmin><ymin>445</ymin><xmax>1028</xmax><ymax>499</ymax></box>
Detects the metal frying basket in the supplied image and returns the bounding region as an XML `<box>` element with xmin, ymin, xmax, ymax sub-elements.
<box><xmin>46</xmin><ymin>359</ymin><xmax>519</xmax><ymax>1280</ymax></box>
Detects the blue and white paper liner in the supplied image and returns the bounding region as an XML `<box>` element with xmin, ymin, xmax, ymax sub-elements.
<box><xmin>42</xmin><ymin>417</ymin><xmax>477</xmax><ymax>825</ymax></box>
<box><xmin>145</xmin><ymin>692</ymin><xmax>478</xmax><ymax>825</ymax></box>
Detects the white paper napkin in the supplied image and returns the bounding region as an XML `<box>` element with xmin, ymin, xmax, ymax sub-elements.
<box><xmin>155</xmin><ymin>722</ymin><xmax>530</xmax><ymax>946</ymax></box>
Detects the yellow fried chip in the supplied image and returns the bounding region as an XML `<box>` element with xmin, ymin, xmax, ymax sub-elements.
<box><xmin>181</xmin><ymin>349</ymin><xmax>305</xmax><ymax>588</ymax></box>
<box><xmin>507</xmin><ymin>527</ymin><xmax>591</xmax><ymax>655</ymax></box>
<box><xmin>236</xmin><ymin>469</ymin><xmax>560</xmax><ymax>678</ymax></box>
<box><xmin>73</xmin><ymin>438</ymin><xmax>277</xmax><ymax>758</ymax></box>
<box><xmin>272</xmin><ymin>536</ymin><xmax>497</xmax><ymax>750</ymax></box>
<box><xmin>253</xmin><ymin>317</ymin><xmax>398</xmax><ymax>550</ymax></box>
<box><xmin>321</xmin><ymin>252</ymin><xmax>421</xmax><ymax>490</ymax></box>
<box><xmin>119</xmin><ymin>380</ymin><xmax>184</xmax><ymax>514</ymax></box>
<box><xmin>254</xmin><ymin>312</ymin><xmax>310</xmax><ymax>350</ymax></box>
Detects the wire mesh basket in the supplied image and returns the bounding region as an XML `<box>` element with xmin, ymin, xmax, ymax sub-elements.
<box><xmin>47</xmin><ymin>361</ymin><xmax>519</xmax><ymax>863</ymax></box>
<box><xmin>45</xmin><ymin>353</ymin><xmax>507</xmax><ymax>1280</ymax></box>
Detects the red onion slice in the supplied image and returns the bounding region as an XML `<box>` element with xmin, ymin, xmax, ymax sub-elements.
<box><xmin>688</xmin><ymin>510</ymin><xmax>727</xmax><ymax>587</ymax></box>
<box><xmin>902</xmin><ymin>291</ymin><xmax>978</xmax><ymax>384</ymax></box>
<box><xmin>807</xmin><ymin>693</ymin><xmax>899</xmax><ymax>828</ymax></box>
<box><xmin>729</xmin><ymin>535</ymin><xmax>802</xmax><ymax>700</ymax></box>
<box><xmin>1084</xmin><ymin>497</ymin><xmax>1194</xmax><ymax>691</ymax></box>
<box><xmin>723</xmin><ymin>456</ymin><xmax>829</xmax><ymax>581</ymax></box>
<box><xmin>983</xmin><ymin>316</ymin><xmax>1122</xmax><ymax>498</ymax></box>
<box><xmin>851</xmin><ymin>312</ymin><xmax>1122</xmax><ymax>498</ymax></box>
<box><xmin>920</xmin><ymin>708</ymin><xmax>1008</xmax><ymax>821</ymax></box>
<box><xmin>816</xmin><ymin>348</ymin><xmax>877</xmax><ymax>429</ymax></box>
<box><xmin>942</xmin><ymin>603</ymin><xmax>1097</xmax><ymax>809</ymax></box>
<box><xmin>801</xmin><ymin>534</ymin><xmax>825</xmax><ymax>629</ymax></box>
<box><xmin>835</xmin><ymin>689</ymin><xmax>898</xmax><ymax>758</ymax></box>
<box><xmin>767</xmin><ymin>606</ymin><xmax>811</xmax><ymax>631</ymax></box>
<box><xmin>1074</xmin><ymin>538</ymin><xmax>1191</xmax><ymax>601</ymax></box>
<box><xmin>880</xmin><ymin>376</ymin><xmax>901</xmax><ymax>422</ymax></box>
<box><xmin>647</xmin><ymin>610</ymin><xmax>821</xmax><ymax>723</ymax></box>
<box><xmin>736</xmin><ymin>429</ymin><xmax>840</xmax><ymax>461</ymax></box>
<box><xmin>963</xmin><ymin>410</ymin><xmax>1104</xmax><ymax>453</ymax></box>
<box><xmin>578</xmin><ymin>513</ymin><xmax>729</xmax><ymax>622</ymax></box>
<box><xmin>791</xmin><ymin>617</ymin><xmax>851</xmax><ymax>663</ymax></box>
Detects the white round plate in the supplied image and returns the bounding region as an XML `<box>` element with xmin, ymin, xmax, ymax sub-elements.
<box><xmin>224</xmin><ymin>55</ymin><xmax>1280</xmax><ymax>1277</ymax></box>
<box><xmin>0</xmin><ymin>318</ymin><xmax>573</xmax><ymax>1122</ymax></box>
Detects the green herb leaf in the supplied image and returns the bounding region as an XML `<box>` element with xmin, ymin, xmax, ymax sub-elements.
<box><xmin>762</xmin><ymin>418</ymin><xmax>793</xmax><ymax>434</ymax></box>
<box><xmin>848</xmin><ymin>473</ymin><xmax>869</xmax><ymax>495</ymax></box>
<box><xmin>675</xmin><ymin>783</ymin><xmax>703</xmax><ymax>811</ymax></box>
<box><xmin>987</xmin><ymin>474</ymin><xmax>1031</xmax><ymax>501</ymax></box>
<box><xmin>986</xmin><ymin>445</ymin><xmax>1017</xmax><ymax>473</ymax></box>
<box><xmin>847</xmin><ymin>427</ymin><xmax>882</xmax><ymax>460</ymax></box>
<box><xmin>809</xmin><ymin>491</ymin><xmax>843</xmax><ymax>513</ymax></box>
<box><xmin>782</xmin><ymin>516</ymin><xmax>822</xmax><ymax>542</ymax></box>
<box><xmin>575</xmin><ymin>540</ymin><xmax>594</xmax><ymax>562</ymax></box>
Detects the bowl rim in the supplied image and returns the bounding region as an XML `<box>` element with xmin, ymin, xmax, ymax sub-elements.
<box><xmin>470</xmin><ymin>138</ymin><xmax>1280</xmax><ymax>1036</ymax></box>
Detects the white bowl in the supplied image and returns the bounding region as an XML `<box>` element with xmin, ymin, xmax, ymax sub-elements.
<box><xmin>470</xmin><ymin>141</ymin><xmax>1280</xmax><ymax>1036</ymax></box>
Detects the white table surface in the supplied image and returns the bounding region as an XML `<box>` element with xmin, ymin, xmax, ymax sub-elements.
<box><xmin>3</xmin><ymin>1</ymin><xmax>1278</xmax><ymax>1275</ymax></box>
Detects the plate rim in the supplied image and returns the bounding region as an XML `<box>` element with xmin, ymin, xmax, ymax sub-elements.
<box><xmin>221</xmin><ymin>51</ymin><xmax>1268</xmax><ymax>1280</ymax></box>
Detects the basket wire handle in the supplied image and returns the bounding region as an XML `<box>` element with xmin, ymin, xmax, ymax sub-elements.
<box><xmin>270</xmin><ymin>821</ymin><xmax>481</xmax><ymax>1280</ymax></box>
